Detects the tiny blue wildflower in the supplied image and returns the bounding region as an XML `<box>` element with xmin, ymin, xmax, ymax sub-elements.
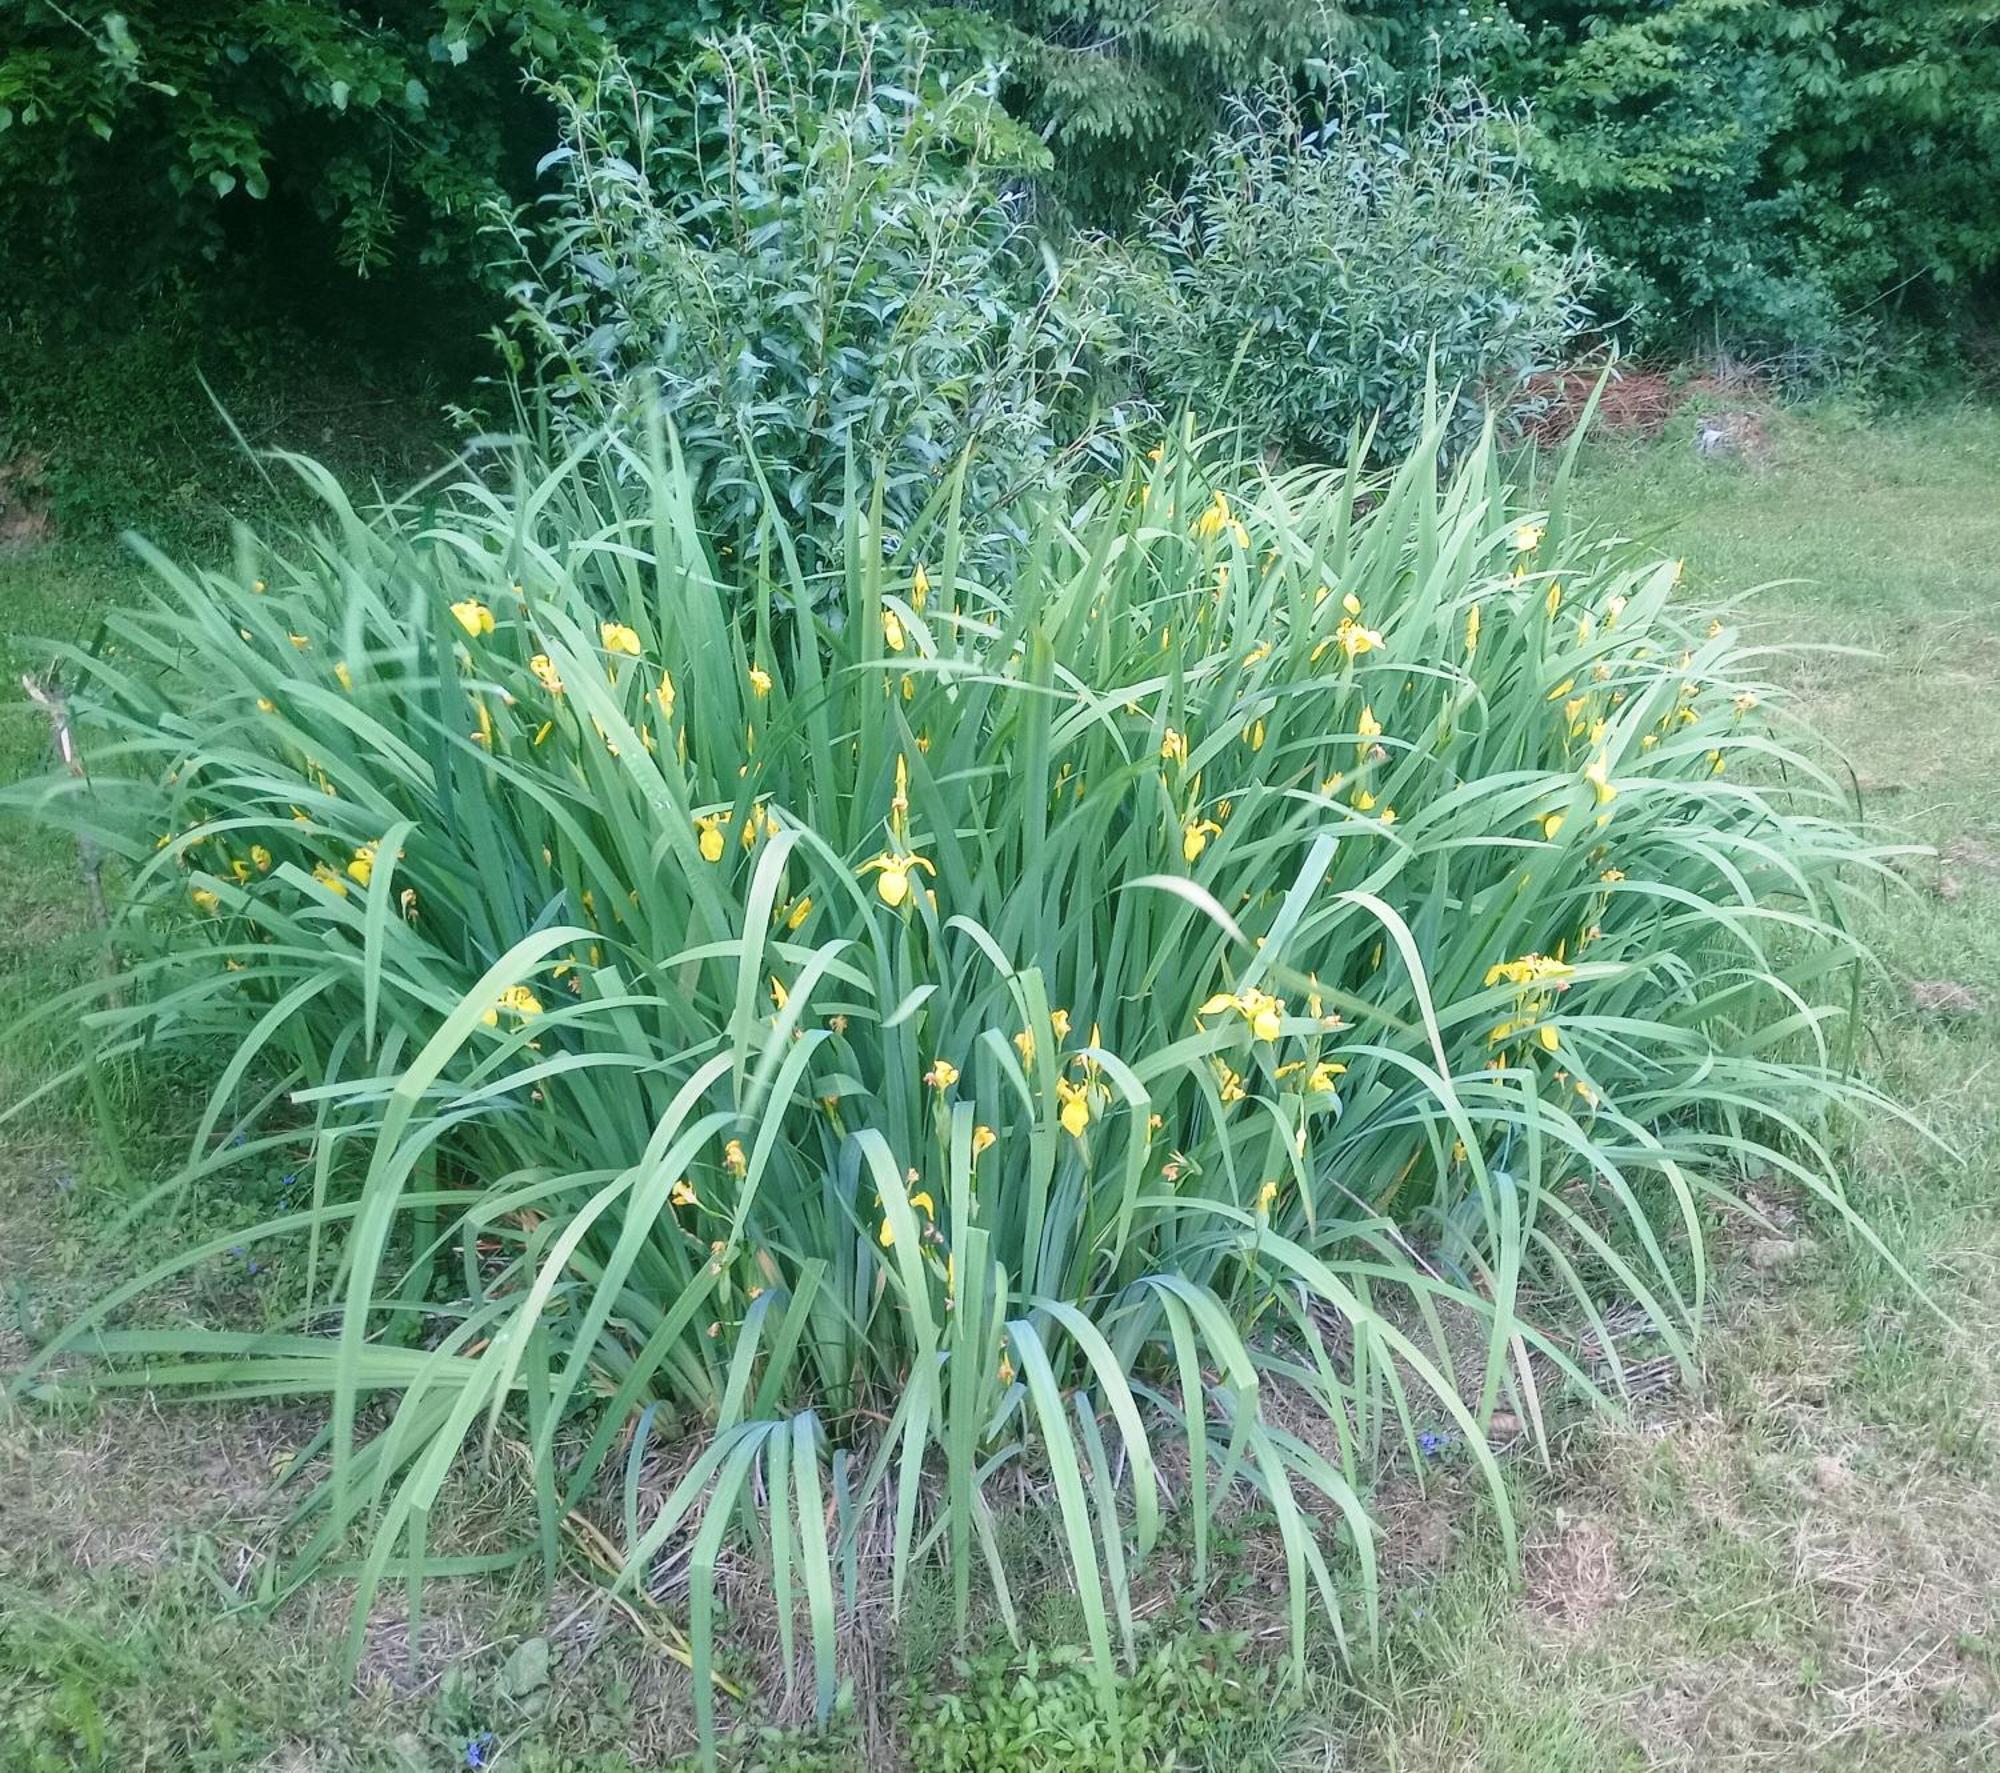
<box><xmin>1417</xmin><ymin>1430</ymin><xmax>1451</xmax><ymax>1458</ymax></box>
<box><xmin>464</xmin><ymin>1732</ymin><xmax>496</xmax><ymax>1770</ymax></box>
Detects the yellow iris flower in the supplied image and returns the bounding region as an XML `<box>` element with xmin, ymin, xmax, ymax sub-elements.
<box><xmin>1182</xmin><ymin>818</ymin><xmax>1222</xmax><ymax>863</ymax></box>
<box><xmin>1055</xmin><ymin>1077</ymin><xmax>1091</xmax><ymax>1138</ymax></box>
<box><xmin>860</xmin><ymin>848</ymin><xmax>935</xmax><ymax>907</ymax></box>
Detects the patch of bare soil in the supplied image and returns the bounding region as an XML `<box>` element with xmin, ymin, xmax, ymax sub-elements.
<box><xmin>1377</xmin><ymin>1487</ymin><xmax>1461</xmax><ymax>1578</ymax></box>
<box><xmin>0</xmin><ymin>1398</ymin><xmax>308</xmax><ymax>1573</ymax></box>
<box><xmin>1525</xmin><ymin>1512</ymin><xmax>1626</xmax><ymax>1631</ymax></box>
<box><xmin>1942</xmin><ymin>834</ymin><xmax>2000</xmax><ymax>878</ymax></box>
<box><xmin>1933</xmin><ymin>836</ymin><xmax>2000</xmax><ymax>903</ymax></box>
<box><xmin>0</xmin><ymin>453</ymin><xmax>52</xmax><ymax>550</ymax></box>
<box><xmin>1909</xmin><ymin>979</ymin><xmax>1984</xmax><ymax>1017</ymax></box>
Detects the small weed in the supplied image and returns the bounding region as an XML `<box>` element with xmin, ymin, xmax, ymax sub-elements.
<box><xmin>907</xmin><ymin>1631</ymin><xmax>1282</xmax><ymax>1773</ymax></box>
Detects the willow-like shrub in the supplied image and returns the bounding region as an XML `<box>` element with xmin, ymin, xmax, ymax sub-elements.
<box><xmin>12</xmin><ymin>418</ymin><xmax>1898</xmax><ymax>1756</ymax></box>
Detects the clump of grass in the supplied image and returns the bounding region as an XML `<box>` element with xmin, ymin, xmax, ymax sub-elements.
<box><xmin>6</xmin><ymin>411</ymin><xmax>1906</xmax><ymax>1760</ymax></box>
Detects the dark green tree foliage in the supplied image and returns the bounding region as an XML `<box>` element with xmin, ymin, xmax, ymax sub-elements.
<box><xmin>1355</xmin><ymin>0</ymin><xmax>2000</xmax><ymax>361</ymax></box>
<box><xmin>1782</xmin><ymin>1</ymin><xmax>2000</xmax><ymax>318</ymax></box>
<box><xmin>974</xmin><ymin>0</ymin><xmax>1351</xmax><ymax>221</ymax></box>
<box><xmin>0</xmin><ymin>0</ymin><xmax>745</xmax><ymax>292</ymax></box>
<box><xmin>8</xmin><ymin>0</ymin><xmax>1998</xmax><ymax>384</ymax></box>
<box><xmin>1505</xmin><ymin>0</ymin><xmax>1833</xmax><ymax>357</ymax></box>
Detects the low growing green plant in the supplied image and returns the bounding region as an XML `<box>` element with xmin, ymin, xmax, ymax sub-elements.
<box><xmin>8</xmin><ymin>412</ymin><xmax>1904</xmax><ymax>1762</ymax></box>
<box><xmin>908</xmin><ymin>1631</ymin><xmax>1275</xmax><ymax>1772</ymax></box>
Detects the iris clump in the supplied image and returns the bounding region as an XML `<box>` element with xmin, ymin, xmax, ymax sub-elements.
<box><xmin>8</xmin><ymin>413</ymin><xmax>1904</xmax><ymax>1761</ymax></box>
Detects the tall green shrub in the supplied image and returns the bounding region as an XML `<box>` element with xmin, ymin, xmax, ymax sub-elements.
<box><xmin>1106</xmin><ymin>90</ymin><xmax>1593</xmax><ymax>462</ymax></box>
<box><xmin>10</xmin><ymin>416</ymin><xmax>1904</xmax><ymax>1757</ymax></box>
<box><xmin>503</xmin><ymin>17</ymin><xmax>1116</xmax><ymax>560</ymax></box>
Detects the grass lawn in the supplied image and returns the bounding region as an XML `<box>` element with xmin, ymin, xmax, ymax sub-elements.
<box><xmin>3</xmin><ymin>400</ymin><xmax>1998</xmax><ymax>1770</ymax></box>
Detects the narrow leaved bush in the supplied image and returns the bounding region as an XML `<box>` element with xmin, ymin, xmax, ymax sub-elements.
<box><xmin>504</xmin><ymin>16</ymin><xmax>1113</xmax><ymax>562</ymax></box>
<box><xmin>1108</xmin><ymin>88</ymin><xmax>1595</xmax><ymax>462</ymax></box>
<box><xmin>9</xmin><ymin>415</ymin><xmax>1901</xmax><ymax>1759</ymax></box>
